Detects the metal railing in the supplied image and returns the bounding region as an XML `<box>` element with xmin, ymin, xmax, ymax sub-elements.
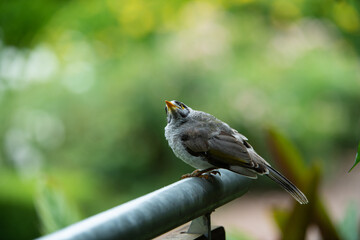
<box><xmin>37</xmin><ymin>169</ymin><xmax>252</xmax><ymax>240</ymax></box>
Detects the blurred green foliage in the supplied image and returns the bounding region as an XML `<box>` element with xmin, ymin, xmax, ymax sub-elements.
<box><xmin>35</xmin><ymin>179</ymin><xmax>81</xmax><ymax>235</ymax></box>
<box><xmin>1</xmin><ymin>0</ymin><xmax>360</xmax><ymax>238</ymax></box>
<box><xmin>269</xmin><ymin>128</ymin><xmax>360</xmax><ymax>239</ymax></box>
<box><xmin>0</xmin><ymin>169</ymin><xmax>39</xmax><ymax>238</ymax></box>
<box><xmin>268</xmin><ymin>128</ymin><xmax>340</xmax><ymax>239</ymax></box>
<box><xmin>227</xmin><ymin>229</ymin><xmax>255</xmax><ymax>240</ymax></box>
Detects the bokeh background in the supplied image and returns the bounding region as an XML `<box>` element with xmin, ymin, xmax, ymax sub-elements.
<box><xmin>0</xmin><ymin>0</ymin><xmax>359</xmax><ymax>239</ymax></box>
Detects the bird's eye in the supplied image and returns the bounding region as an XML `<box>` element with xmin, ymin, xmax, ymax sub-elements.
<box><xmin>174</xmin><ymin>101</ymin><xmax>186</xmax><ymax>110</ymax></box>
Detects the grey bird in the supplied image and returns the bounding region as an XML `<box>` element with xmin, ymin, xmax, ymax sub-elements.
<box><xmin>164</xmin><ymin>100</ymin><xmax>308</xmax><ymax>204</ymax></box>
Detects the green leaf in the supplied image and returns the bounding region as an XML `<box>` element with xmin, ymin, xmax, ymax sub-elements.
<box><xmin>272</xmin><ymin>207</ymin><xmax>289</xmax><ymax>231</ymax></box>
<box><xmin>348</xmin><ymin>142</ymin><xmax>360</xmax><ymax>173</ymax></box>
<box><xmin>266</xmin><ymin>127</ymin><xmax>308</xmax><ymax>185</ymax></box>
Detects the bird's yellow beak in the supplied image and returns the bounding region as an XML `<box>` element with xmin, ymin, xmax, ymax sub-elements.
<box><xmin>165</xmin><ymin>100</ymin><xmax>178</xmax><ymax>112</ymax></box>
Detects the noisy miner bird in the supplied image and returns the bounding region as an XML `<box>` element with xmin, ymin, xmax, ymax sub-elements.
<box><xmin>164</xmin><ymin>100</ymin><xmax>308</xmax><ymax>204</ymax></box>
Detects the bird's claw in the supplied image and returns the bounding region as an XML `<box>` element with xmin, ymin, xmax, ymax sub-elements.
<box><xmin>181</xmin><ymin>169</ymin><xmax>221</xmax><ymax>179</ymax></box>
<box><xmin>209</xmin><ymin>170</ymin><xmax>221</xmax><ymax>176</ymax></box>
<box><xmin>180</xmin><ymin>173</ymin><xmax>192</xmax><ymax>179</ymax></box>
<box><xmin>181</xmin><ymin>169</ymin><xmax>202</xmax><ymax>179</ymax></box>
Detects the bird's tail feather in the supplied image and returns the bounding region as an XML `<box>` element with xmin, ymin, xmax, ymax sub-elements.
<box><xmin>266</xmin><ymin>166</ymin><xmax>308</xmax><ymax>204</ymax></box>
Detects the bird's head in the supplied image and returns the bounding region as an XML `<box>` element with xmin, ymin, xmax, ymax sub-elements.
<box><xmin>165</xmin><ymin>100</ymin><xmax>191</xmax><ymax>124</ymax></box>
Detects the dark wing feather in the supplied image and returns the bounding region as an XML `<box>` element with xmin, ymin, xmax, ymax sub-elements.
<box><xmin>181</xmin><ymin>128</ymin><xmax>209</xmax><ymax>156</ymax></box>
<box><xmin>207</xmin><ymin>133</ymin><xmax>252</xmax><ymax>165</ymax></box>
<box><xmin>181</xmin><ymin>128</ymin><xmax>308</xmax><ymax>204</ymax></box>
<box><xmin>207</xmin><ymin>132</ymin><xmax>268</xmax><ymax>174</ymax></box>
<box><xmin>181</xmin><ymin>130</ymin><xmax>267</xmax><ymax>174</ymax></box>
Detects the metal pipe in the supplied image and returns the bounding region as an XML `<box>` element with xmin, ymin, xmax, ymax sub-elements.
<box><xmin>37</xmin><ymin>169</ymin><xmax>252</xmax><ymax>240</ymax></box>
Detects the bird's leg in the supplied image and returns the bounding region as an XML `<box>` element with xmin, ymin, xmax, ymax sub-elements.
<box><xmin>181</xmin><ymin>168</ymin><xmax>219</xmax><ymax>179</ymax></box>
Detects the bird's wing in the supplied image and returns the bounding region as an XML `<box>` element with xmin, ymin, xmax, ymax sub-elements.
<box><xmin>180</xmin><ymin>128</ymin><xmax>210</xmax><ymax>155</ymax></box>
<box><xmin>181</xmin><ymin>129</ymin><xmax>268</xmax><ymax>175</ymax></box>
<box><xmin>181</xmin><ymin>128</ymin><xmax>308</xmax><ymax>203</ymax></box>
